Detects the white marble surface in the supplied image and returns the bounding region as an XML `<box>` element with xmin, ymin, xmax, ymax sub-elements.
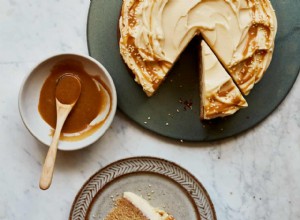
<box><xmin>0</xmin><ymin>1</ymin><xmax>300</xmax><ymax>220</ymax></box>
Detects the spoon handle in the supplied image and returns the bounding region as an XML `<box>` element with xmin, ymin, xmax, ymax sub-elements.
<box><xmin>39</xmin><ymin>102</ymin><xmax>73</xmax><ymax>190</ymax></box>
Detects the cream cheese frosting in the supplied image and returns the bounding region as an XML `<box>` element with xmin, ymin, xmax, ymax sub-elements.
<box><xmin>119</xmin><ymin>0</ymin><xmax>277</xmax><ymax>96</ymax></box>
<box><xmin>123</xmin><ymin>192</ymin><xmax>174</xmax><ymax>220</ymax></box>
<box><xmin>201</xmin><ymin>41</ymin><xmax>247</xmax><ymax>119</ymax></box>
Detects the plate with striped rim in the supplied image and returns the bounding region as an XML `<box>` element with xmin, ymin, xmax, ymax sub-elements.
<box><xmin>69</xmin><ymin>157</ymin><xmax>216</xmax><ymax>220</ymax></box>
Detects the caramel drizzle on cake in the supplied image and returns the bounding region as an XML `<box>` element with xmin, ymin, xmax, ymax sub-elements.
<box><xmin>229</xmin><ymin>50</ymin><xmax>268</xmax><ymax>94</ymax></box>
<box><xmin>120</xmin><ymin>0</ymin><xmax>172</xmax><ymax>96</ymax></box>
<box><xmin>204</xmin><ymin>81</ymin><xmax>248</xmax><ymax>119</ymax></box>
<box><xmin>225</xmin><ymin>0</ymin><xmax>276</xmax><ymax>94</ymax></box>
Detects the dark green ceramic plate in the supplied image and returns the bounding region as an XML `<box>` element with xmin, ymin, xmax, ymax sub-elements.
<box><xmin>87</xmin><ymin>0</ymin><xmax>300</xmax><ymax>141</ymax></box>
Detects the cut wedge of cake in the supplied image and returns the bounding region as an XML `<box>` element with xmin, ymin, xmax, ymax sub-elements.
<box><xmin>200</xmin><ymin>41</ymin><xmax>248</xmax><ymax>120</ymax></box>
<box><xmin>104</xmin><ymin>192</ymin><xmax>175</xmax><ymax>220</ymax></box>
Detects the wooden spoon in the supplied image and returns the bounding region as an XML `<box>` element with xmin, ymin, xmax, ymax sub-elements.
<box><xmin>39</xmin><ymin>74</ymin><xmax>81</xmax><ymax>190</ymax></box>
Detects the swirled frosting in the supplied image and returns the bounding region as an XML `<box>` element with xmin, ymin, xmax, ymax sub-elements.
<box><xmin>119</xmin><ymin>0</ymin><xmax>277</xmax><ymax>96</ymax></box>
<box><xmin>201</xmin><ymin>41</ymin><xmax>247</xmax><ymax>119</ymax></box>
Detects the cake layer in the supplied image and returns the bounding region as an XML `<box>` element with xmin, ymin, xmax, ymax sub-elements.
<box><xmin>104</xmin><ymin>197</ymin><xmax>148</xmax><ymax>220</ymax></box>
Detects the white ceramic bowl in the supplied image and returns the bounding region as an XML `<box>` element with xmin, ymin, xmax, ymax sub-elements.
<box><xmin>19</xmin><ymin>54</ymin><xmax>117</xmax><ymax>151</ymax></box>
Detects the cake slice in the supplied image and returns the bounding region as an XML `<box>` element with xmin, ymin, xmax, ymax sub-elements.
<box><xmin>104</xmin><ymin>192</ymin><xmax>175</xmax><ymax>220</ymax></box>
<box><xmin>200</xmin><ymin>41</ymin><xmax>248</xmax><ymax>120</ymax></box>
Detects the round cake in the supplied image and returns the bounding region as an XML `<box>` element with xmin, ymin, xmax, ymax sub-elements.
<box><xmin>119</xmin><ymin>0</ymin><xmax>277</xmax><ymax>118</ymax></box>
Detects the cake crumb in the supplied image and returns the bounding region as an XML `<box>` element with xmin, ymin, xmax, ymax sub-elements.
<box><xmin>165</xmin><ymin>122</ymin><xmax>169</xmax><ymax>126</ymax></box>
<box><xmin>148</xmin><ymin>116</ymin><xmax>151</xmax><ymax>120</ymax></box>
<box><xmin>180</xmin><ymin>139</ymin><xmax>184</xmax><ymax>143</ymax></box>
<box><xmin>144</xmin><ymin>121</ymin><xmax>147</xmax><ymax>124</ymax></box>
<box><xmin>179</xmin><ymin>98</ymin><xmax>193</xmax><ymax>111</ymax></box>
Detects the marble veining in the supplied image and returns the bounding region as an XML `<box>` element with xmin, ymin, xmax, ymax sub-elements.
<box><xmin>0</xmin><ymin>0</ymin><xmax>299</xmax><ymax>220</ymax></box>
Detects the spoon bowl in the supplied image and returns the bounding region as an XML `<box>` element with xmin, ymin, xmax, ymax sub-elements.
<box><xmin>40</xmin><ymin>74</ymin><xmax>81</xmax><ymax>190</ymax></box>
<box><xmin>18</xmin><ymin>53</ymin><xmax>117</xmax><ymax>150</ymax></box>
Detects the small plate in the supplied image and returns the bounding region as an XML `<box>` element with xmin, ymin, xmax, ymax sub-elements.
<box><xmin>18</xmin><ymin>54</ymin><xmax>117</xmax><ymax>150</ymax></box>
<box><xmin>87</xmin><ymin>0</ymin><xmax>300</xmax><ymax>141</ymax></box>
<box><xmin>69</xmin><ymin>157</ymin><xmax>216</xmax><ymax>220</ymax></box>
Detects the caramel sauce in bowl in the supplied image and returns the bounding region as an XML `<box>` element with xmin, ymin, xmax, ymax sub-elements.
<box><xmin>18</xmin><ymin>54</ymin><xmax>117</xmax><ymax>150</ymax></box>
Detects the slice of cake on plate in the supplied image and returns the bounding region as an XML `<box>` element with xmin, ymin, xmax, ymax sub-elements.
<box><xmin>104</xmin><ymin>192</ymin><xmax>175</xmax><ymax>220</ymax></box>
<box><xmin>200</xmin><ymin>41</ymin><xmax>248</xmax><ymax>120</ymax></box>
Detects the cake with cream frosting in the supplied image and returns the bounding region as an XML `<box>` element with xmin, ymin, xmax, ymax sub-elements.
<box><xmin>200</xmin><ymin>41</ymin><xmax>248</xmax><ymax>119</ymax></box>
<box><xmin>104</xmin><ymin>192</ymin><xmax>175</xmax><ymax>220</ymax></box>
<box><xmin>119</xmin><ymin>0</ymin><xmax>277</xmax><ymax>95</ymax></box>
<box><xmin>119</xmin><ymin>0</ymin><xmax>277</xmax><ymax>118</ymax></box>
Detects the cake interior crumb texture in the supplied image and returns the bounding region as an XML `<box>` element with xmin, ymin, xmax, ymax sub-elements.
<box><xmin>104</xmin><ymin>198</ymin><xmax>148</xmax><ymax>220</ymax></box>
